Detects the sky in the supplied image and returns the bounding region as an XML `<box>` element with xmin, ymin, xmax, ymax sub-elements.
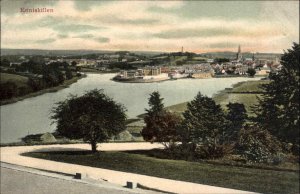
<box><xmin>1</xmin><ymin>0</ymin><xmax>299</xmax><ymax>53</ymax></box>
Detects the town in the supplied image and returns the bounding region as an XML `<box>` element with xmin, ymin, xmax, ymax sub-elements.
<box><xmin>1</xmin><ymin>45</ymin><xmax>282</xmax><ymax>85</ymax></box>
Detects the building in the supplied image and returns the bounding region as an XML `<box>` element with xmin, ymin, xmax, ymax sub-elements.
<box><xmin>192</xmin><ymin>72</ymin><xmax>213</xmax><ymax>79</ymax></box>
<box><xmin>143</xmin><ymin>66</ymin><xmax>161</xmax><ymax>76</ymax></box>
<box><xmin>236</xmin><ymin>45</ymin><xmax>243</xmax><ymax>62</ymax></box>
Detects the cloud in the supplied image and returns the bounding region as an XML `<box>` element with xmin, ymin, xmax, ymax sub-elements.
<box><xmin>35</xmin><ymin>38</ymin><xmax>56</xmax><ymax>44</ymax></box>
<box><xmin>71</xmin><ymin>34</ymin><xmax>110</xmax><ymax>43</ymax></box>
<box><xmin>73</xmin><ymin>1</ymin><xmax>111</xmax><ymax>11</ymax></box>
<box><xmin>154</xmin><ymin>28</ymin><xmax>234</xmax><ymax>39</ymax></box>
<box><xmin>1</xmin><ymin>0</ymin><xmax>298</xmax><ymax>53</ymax></box>
<box><xmin>38</xmin><ymin>16</ymin><xmax>63</xmax><ymax>27</ymax></box>
<box><xmin>57</xmin><ymin>34</ymin><xmax>68</xmax><ymax>39</ymax></box>
<box><xmin>52</xmin><ymin>24</ymin><xmax>100</xmax><ymax>33</ymax></box>
<box><xmin>113</xmin><ymin>17</ymin><xmax>159</xmax><ymax>25</ymax></box>
<box><xmin>148</xmin><ymin>1</ymin><xmax>262</xmax><ymax>20</ymax></box>
<box><xmin>153</xmin><ymin>25</ymin><xmax>282</xmax><ymax>39</ymax></box>
<box><xmin>94</xmin><ymin>37</ymin><xmax>110</xmax><ymax>43</ymax></box>
<box><xmin>73</xmin><ymin>34</ymin><xmax>94</xmax><ymax>39</ymax></box>
<box><xmin>1</xmin><ymin>0</ymin><xmax>58</xmax><ymax>15</ymax></box>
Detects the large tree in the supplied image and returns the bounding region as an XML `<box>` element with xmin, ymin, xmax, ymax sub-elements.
<box><xmin>247</xmin><ymin>68</ymin><xmax>256</xmax><ymax>77</ymax></box>
<box><xmin>255</xmin><ymin>43</ymin><xmax>299</xmax><ymax>148</ymax></box>
<box><xmin>141</xmin><ymin>91</ymin><xmax>181</xmax><ymax>149</ymax></box>
<box><xmin>180</xmin><ymin>92</ymin><xmax>228</xmax><ymax>150</ymax></box>
<box><xmin>51</xmin><ymin>89</ymin><xmax>127</xmax><ymax>152</ymax></box>
<box><xmin>225</xmin><ymin>102</ymin><xmax>248</xmax><ymax>143</ymax></box>
<box><xmin>142</xmin><ymin>111</ymin><xmax>182</xmax><ymax>149</ymax></box>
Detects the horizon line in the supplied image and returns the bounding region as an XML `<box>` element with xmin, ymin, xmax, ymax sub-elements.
<box><xmin>1</xmin><ymin>47</ymin><xmax>284</xmax><ymax>55</ymax></box>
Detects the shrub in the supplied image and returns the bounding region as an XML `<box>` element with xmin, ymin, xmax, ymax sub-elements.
<box><xmin>236</xmin><ymin>124</ymin><xmax>282</xmax><ymax>163</ymax></box>
<box><xmin>197</xmin><ymin>144</ymin><xmax>234</xmax><ymax>159</ymax></box>
<box><xmin>0</xmin><ymin>81</ymin><xmax>18</xmax><ymax>100</ymax></box>
<box><xmin>270</xmin><ymin>152</ymin><xmax>286</xmax><ymax>165</ymax></box>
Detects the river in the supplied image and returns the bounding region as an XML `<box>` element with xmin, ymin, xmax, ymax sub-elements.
<box><xmin>0</xmin><ymin>73</ymin><xmax>261</xmax><ymax>143</ymax></box>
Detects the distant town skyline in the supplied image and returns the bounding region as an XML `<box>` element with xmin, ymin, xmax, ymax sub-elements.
<box><xmin>1</xmin><ymin>0</ymin><xmax>299</xmax><ymax>53</ymax></box>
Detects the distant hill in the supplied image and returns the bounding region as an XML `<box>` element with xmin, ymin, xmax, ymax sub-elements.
<box><xmin>199</xmin><ymin>52</ymin><xmax>282</xmax><ymax>60</ymax></box>
<box><xmin>1</xmin><ymin>48</ymin><xmax>162</xmax><ymax>57</ymax></box>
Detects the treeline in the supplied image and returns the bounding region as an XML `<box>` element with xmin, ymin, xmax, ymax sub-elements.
<box><xmin>0</xmin><ymin>59</ymin><xmax>80</xmax><ymax>101</ymax></box>
<box><xmin>141</xmin><ymin>43</ymin><xmax>299</xmax><ymax>163</ymax></box>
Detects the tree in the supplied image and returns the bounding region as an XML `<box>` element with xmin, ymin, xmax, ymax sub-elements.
<box><xmin>0</xmin><ymin>81</ymin><xmax>18</xmax><ymax>100</ymax></box>
<box><xmin>51</xmin><ymin>89</ymin><xmax>127</xmax><ymax>152</ymax></box>
<box><xmin>142</xmin><ymin>111</ymin><xmax>182</xmax><ymax>149</ymax></box>
<box><xmin>254</xmin><ymin>43</ymin><xmax>299</xmax><ymax>150</ymax></box>
<box><xmin>180</xmin><ymin>92</ymin><xmax>228</xmax><ymax>152</ymax></box>
<box><xmin>142</xmin><ymin>91</ymin><xmax>181</xmax><ymax>149</ymax></box>
<box><xmin>225</xmin><ymin>103</ymin><xmax>248</xmax><ymax>143</ymax></box>
<box><xmin>145</xmin><ymin>91</ymin><xmax>164</xmax><ymax>115</ymax></box>
<box><xmin>214</xmin><ymin>58</ymin><xmax>230</xmax><ymax>63</ymax></box>
<box><xmin>65</xmin><ymin>69</ymin><xmax>73</xmax><ymax>80</ymax></box>
<box><xmin>71</xmin><ymin>61</ymin><xmax>77</xmax><ymax>67</ymax></box>
<box><xmin>247</xmin><ymin>68</ymin><xmax>256</xmax><ymax>77</ymax></box>
<box><xmin>1</xmin><ymin>58</ymin><xmax>10</xmax><ymax>67</ymax></box>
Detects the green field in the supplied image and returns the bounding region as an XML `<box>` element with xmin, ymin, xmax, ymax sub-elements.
<box><xmin>166</xmin><ymin>80</ymin><xmax>268</xmax><ymax>114</ymax></box>
<box><xmin>170</xmin><ymin>56</ymin><xmax>187</xmax><ymax>66</ymax></box>
<box><xmin>0</xmin><ymin>73</ymin><xmax>29</xmax><ymax>87</ymax></box>
<box><xmin>24</xmin><ymin>151</ymin><xmax>299</xmax><ymax>194</ymax></box>
<box><xmin>230</xmin><ymin>80</ymin><xmax>269</xmax><ymax>93</ymax></box>
<box><xmin>166</xmin><ymin>102</ymin><xmax>188</xmax><ymax>113</ymax></box>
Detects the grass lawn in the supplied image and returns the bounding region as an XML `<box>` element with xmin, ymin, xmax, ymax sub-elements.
<box><xmin>165</xmin><ymin>80</ymin><xmax>267</xmax><ymax>115</ymax></box>
<box><xmin>23</xmin><ymin>150</ymin><xmax>299</xmax><ymax>194</ymax></box>
<box><xmin>230</xmin><ymin>80</ymin><xmax>269</xmax><ymax>93</ymax></box>
<box><xmin>0</xmin><ymin>73</ymin><xmax>29</xmax><ymax>87</ymax></box>
<box><xmin>170</xmin><ymin>56</ymin><xmax>187</xmax><ymax>66</ymax></box>
<box><xmin>166</xmin><ymin>102</ymin><xmax>188</xmax><ymax>113</ymax></box>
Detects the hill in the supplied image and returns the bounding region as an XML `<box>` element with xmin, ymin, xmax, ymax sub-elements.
<box><xmin>1</xmin><ymin>48</ymin><xmax>162</xmax><ymax>57</ymax></box>
<box><xmin>200</xmin><ymin>52</ymin><xmax>282</xmax><ymax>60</ymax></box>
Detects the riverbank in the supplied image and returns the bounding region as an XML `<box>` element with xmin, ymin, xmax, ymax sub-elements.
<box><xmin>165</xmin><ymin>78</ymin><xmax>269</xmax><ymax>114</ymax></box>
<box><xmin>112</xmin><ymin>77</ymin><xmax>171</xmax><ymax>83</ymax></box>
<box><xmin>0</xmin><ymin>74</ymin><xmax>86</xmax><ymax>106</ymax></box>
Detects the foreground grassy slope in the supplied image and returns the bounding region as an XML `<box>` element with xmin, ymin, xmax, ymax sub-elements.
<box><xmin>24</xmin><ymin>151</ymin><xmax>299</xmax><ymax>194</ymax></box>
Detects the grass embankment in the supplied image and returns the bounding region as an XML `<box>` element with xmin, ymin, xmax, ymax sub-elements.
<box><xmin>166</xmin><ymin>80</ymin><xmax>270</xmax><ymax>115</ymax></box>
<box><xmin>1</xmin><ymin>72</ymin><xmax>29</xmax><ymax>86</ymax></box>
<box><xmin>0</xmin><ymin>74</ymin><xmax>86</xmax><ymax>105</ymax></box>
<box><xmin>170</xmin><ymin>56</ymin><xmax>187</xmax><ymax>66</ymax></box>
<box><xmin>80</xmin><ymin>67</ymin><xmax>119</xmax><ymax>74</ymax></box>
<box><xmin>23</xmin><ymin>150</ymin><xmax>299</xmax><ymax>194</ymax></box>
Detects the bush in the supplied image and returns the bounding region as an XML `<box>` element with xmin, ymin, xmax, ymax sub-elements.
<box><xmin>270</xmin><ymin>152</ymin><xmax>286</xmax><ymax>165</ymax></box>
<box><xmin>236</xmin><ymin>124</ymin><xmax>282</xmax><ymax>163</ymax></box>
<box><xmin>18</xmin><ymin>86</ymin><xmax>32</xmax><ymax>96</ymax></box>
<box><xmin>197</xmin><ymin>144</ymin><xmax>234</xmax><ymax>159</ymax></box>
<box><xmin>247</xmin><ymin>68</ymin><xmax>256</xmax><ymax>77</ymax></box>
<box><xmin>0</xmin><ymin>81</ymin><xmax>18</xmax><ymax>100</ymax></box>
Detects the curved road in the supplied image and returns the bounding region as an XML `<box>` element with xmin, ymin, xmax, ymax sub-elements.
<box><xmin>0</xmin><ymin>143</ymin><xmax>255</xmax><ymax>194</ymax></box>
